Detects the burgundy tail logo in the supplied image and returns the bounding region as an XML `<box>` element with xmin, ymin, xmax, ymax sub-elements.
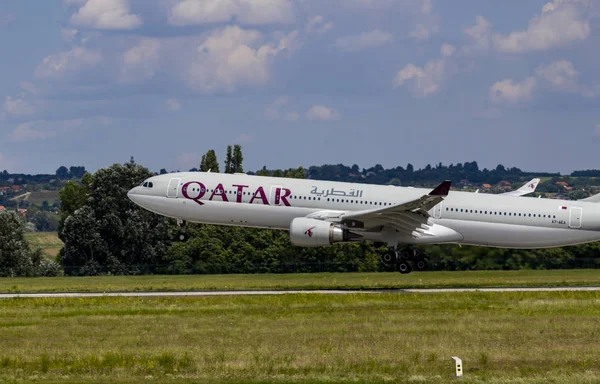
<box><xmin>305</xmin><ymin>226</ymin><xmax>316</xmax><ymax>237</ymax></box>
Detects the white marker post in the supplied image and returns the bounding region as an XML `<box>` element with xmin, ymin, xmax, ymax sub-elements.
<box><xmin>451</xmin><ymin>356</ymin><xmax>463</xmax><ymax>377</ymax></box>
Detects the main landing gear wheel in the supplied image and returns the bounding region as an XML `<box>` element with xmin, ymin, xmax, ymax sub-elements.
<box><xmin>381</xmin><ymin>252</ymin><xmax>396</xmax><ymax>265</ymax></box>
<box><xmin>397</xmin><ymin>260</ymin><xmax>413</xmax><ymax>274</ymax></box>
<box><xmin>414</xmin><ymin>259</ymin><xmax>429</xmax><ymax>272</ymax></box>
<box><xmin>387</xmin><ymin>247</ymin><xmax>430</xmax><ymax>273</ymax></box>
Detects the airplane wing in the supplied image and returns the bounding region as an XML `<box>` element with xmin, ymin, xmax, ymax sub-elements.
<box><xmin>500</xmin><ymin>178</ymin><xmax>540</xmax><ymax>196</ymax></box>
<box><xmin>329</xmin><ymin>181</ymin><xmax>452</xmax><ymax>236</ymax></box>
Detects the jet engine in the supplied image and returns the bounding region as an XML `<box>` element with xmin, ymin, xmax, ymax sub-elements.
<box><xmin>289</xmin><ymin>217</ymin><xmax>349</xmax><ymax>247</ymax></box>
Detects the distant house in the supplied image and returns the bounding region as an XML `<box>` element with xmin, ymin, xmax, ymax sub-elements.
<box><xmin>555</xmin><ymin>181</ymin><xmax>569</xmax><ymax>187</ymax></box>
<box><xmin>17</xmin><ymin>208</ymin><xmax>27</xmax><ymax>216</ymax></box>
<box><xmin>482</xmin><ymin>184</ymin><xmax>492</xmax><ymax>189</ymax></box>
<box><xmin>498</xmin><ymin>180</ymin><xmax>512</xmax><ymax>186</ymax></box>
<box><xmin>11</xmin><ymin>185</ymin><xmax>22</xmax><ymax>192</ymax></box>
<box><xmin>0</xmin><ymin>206</ymin><xmax>5</xmax><ymax>212</ymax></box>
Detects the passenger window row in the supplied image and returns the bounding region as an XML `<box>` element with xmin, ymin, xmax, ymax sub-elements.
<box><xmin>446</xmin><ymin>207</ymin><xmax>556</xmax><ymax>219</ymax></box>
<box><xmin>186</xmin><ymin>188</ymin><xmax>394</xmax><ymax>207</ymax></box>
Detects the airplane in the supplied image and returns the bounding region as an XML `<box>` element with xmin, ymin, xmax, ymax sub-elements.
<box><xmin>127</xmin><ymin>172</ymin><xmax>599</xmax><ymax>274</ymax></box>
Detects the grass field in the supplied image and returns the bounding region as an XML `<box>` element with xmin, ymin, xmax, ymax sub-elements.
<box><xmin>24</xmin><ymin>231</ymin><xmax>63</xmax><ymax>258</ymax></box>
<box><xmin>13</xmin><ymin>190</ymin><xmax>60</xmax><ymax>206</ymax></box>
<box><xmin>1</xmin><ymin>269</ymin><xmax>600</xmax><ymax>293</ymax></box>
<box><xmin>0</xmin><ymin>291</ymin><xmax>599</xmax><ymax>383</ymax></box>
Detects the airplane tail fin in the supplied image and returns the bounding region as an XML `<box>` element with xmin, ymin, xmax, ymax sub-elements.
<box><xmin>515</xmin><ymin>178</ymin><xmax>540</xmax><ymax>194</ymax></box>
<box><xmin>500</xmin><ymin>178</ymin><xmax>540</xmax><ymax>196</ymax></box>
<box><xmin>580</xmin><ymin>193</ymin><xmax>600</xmax><ymax>203</ymax></box>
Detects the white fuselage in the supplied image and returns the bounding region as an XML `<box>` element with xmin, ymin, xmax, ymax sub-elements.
<box><xmin>127</xmin><ymin>172</ymin><xmax>600</xmax><ymax>249</ymax></box>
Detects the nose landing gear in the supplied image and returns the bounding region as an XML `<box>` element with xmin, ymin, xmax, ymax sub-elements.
<box><xmin>380</xmin><ymin>246</ymin><xmax>429</xmax><ymax>274</ymax></box>
<box><xmin>176</xmin><ymin>219</ymin><xmax>188</xmax><ymax>242</ymax></box>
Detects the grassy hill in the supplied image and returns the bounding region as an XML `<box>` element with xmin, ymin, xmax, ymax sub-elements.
<box><xmin>11</xmin><ymin>190</ymin><xmax>60</xmax><ymax>206</ymax></box>
<box><xmin>25</xmin><ymin>231</ymin><xmax>62</xmax><ymax>259</ymax></box>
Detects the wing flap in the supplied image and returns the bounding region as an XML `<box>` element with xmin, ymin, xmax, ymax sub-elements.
<box><xmin>339</xmin><ymin>180</ymin><xmax>451</xmax><ymax>236</ymax></box>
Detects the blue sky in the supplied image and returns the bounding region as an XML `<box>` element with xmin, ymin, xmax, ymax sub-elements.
<box><xmin>1</xmin><ymin>0</ymin><xmax>599</xmax><ymax>175</ymax></box>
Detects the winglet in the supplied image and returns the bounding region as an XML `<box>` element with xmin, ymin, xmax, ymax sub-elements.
<box><xmin>429</xmin><ymin>180</ymin><xmax>452</xmax><ymax>196</ymax></box>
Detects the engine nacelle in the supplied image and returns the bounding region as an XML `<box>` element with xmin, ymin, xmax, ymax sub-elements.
<box><xmin>289</xmin><ymin>217</ymin><xmax>348</xmax><ymax>247</ymax></box>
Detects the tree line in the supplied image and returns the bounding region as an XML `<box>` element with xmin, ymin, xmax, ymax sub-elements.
<box><xmin>1</xmin><ymin>146</ymin><xmax>600</xmax><ymax>277</ymax></box>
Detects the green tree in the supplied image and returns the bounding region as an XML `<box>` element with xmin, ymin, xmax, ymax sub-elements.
<box><xmin>0</xmin><ymin>211</ymin><xmax>45</xmax><ymax>276</ymax></box>
<box><xmin>232</xmin><ymin>144</ymin><xmax>243</xmax><ymax>173</ymax></box>
<box><xmin>58</xmin><ymin>173</ymin><xmax>92</xmax><ymax>235</ymax></box>
<box><xmin>200</xmin><ymin>150</ymin><xmax>220</xmax><ymax>172</ymax></box>
<box><xmin>224</xmin><ymin>145</ymin><xmax>233</xmax><ymax>174</ymax></box>
<box><xmin>59</xmin><ymin>161</ymin><xmax>171</xmax><ymax>275</ymax></box>
<box><xmin>55</xmin><ymin>166</ymin><xmax>70</xmax><ymax>179</ymax></box>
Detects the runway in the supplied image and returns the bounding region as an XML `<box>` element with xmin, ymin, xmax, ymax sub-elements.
<box><xmin>1</xmin><ymin>286</ymin><xmax>600</xmax><ymax>298</ymax></box>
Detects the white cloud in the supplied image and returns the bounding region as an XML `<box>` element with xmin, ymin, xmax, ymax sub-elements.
<box><xmin>410</xmin><ymin>23</ymin><xmax>439</xmax><ymax>41</ymax></box>
<box><xmin>11</xmin><ymin>121</ymin><xmax>66</xmax><ymax>142</ymax></box>
<box><xmin>336</xmin><ymin>30</ymin><xmax>393</xmax><ymax>52</ymax></box>
<box><xmin>489</xmin><ymin>60</ymin><xmax>595</xmax><ymax>105</ymax></box>
<box><xmin>440</xmin><ymin>44</ymin><xmax>455</xmax><ymax>57</ymax></box>
<box><xmin>464</xmin><ymin>1</ymin><xmax>591</xmax><ymax>54</ymax></box>
<box><xmin>306</xmin><ymin>15</ymin><xmax>332</xmax><ymax>35</ymax></box>
<box><xmin>34</xmin><ymin>46</ymin><xmax>101</xmax><ymax>79</ymax></box>
<box><xmin>3</xmin><ymin>96</ymin><xmax>35</xmax><ymax>117</ymax></box>
<box><xmin>535</xmin><ymin>60</ymin><xmax>579</xmax><ymax>92</ymax></box>
<box><xmin>186</xmin><ymin>26</ymin><xmax>298</xmax><ymax>93</ymax></box>
<box><xmin>409</xmin><ymin>0</ymin><xmax>439</xmax><ymax>41</ymax></box>
<box><xmin>61</xmin><ymin>28</ymin><xmax>79</xmax><ymax>42</ymax></box>
<box><xmin>494</xmin><ymin>0</ymin><xmax>590</xmax><ymax>53</ymax></box>
<box><xmin>306</xmin><ymin>105</ymin><xmax>340</xmax><ymax>121</ymax></box>
<box><xmin>120</xmin><ymin>38</ymin><xmax>161</xmax><ymax>84</ymax></box>
<box><xmin>489</xmin><ymin>77</ymin><xmax>537</xmax><ymax>104</ymax></box>
<box><xmin>463</xmin><ymin>15</ymin><xmax>493</xmax><ymax>53</ymax></box>
<box><xmin>166</xmin><ymin>99</ymin><xmax>181</xmax><ymax>112</ymax></box>
<box><xmin>393</xmin><ymin>45</ymin><xmax>450</xmax><ymax>98</ymax></box>
<box><xmin>10</xmin><ymin>117</ymin><xmax>109</xmax><ymax>142</ymax></box>
<box><xmin>168</xmin><ymin>0</ymin><xmax>294</xmax><ymax>26</ymax></box>
<box><xmin>70</xmin><ymin>0</ymin><xmax>142</xmax><ymax>30</ymax></box>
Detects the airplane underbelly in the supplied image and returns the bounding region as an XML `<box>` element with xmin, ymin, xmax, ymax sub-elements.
<box><xmin>138</xmin><ymin>196</ymin><xmax>314</xmax><ymax>230</ymax></box>
<box><xmin>439</xmin><ymin>219</ymin><xmax>600</xmax><ymax>248</ymax></box>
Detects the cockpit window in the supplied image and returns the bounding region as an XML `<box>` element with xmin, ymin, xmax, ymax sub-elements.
<box><xmin>143</xmin><ymin>182</ymin><xmax>148</xmax><ymax>187</ymax></box>
<box><xmin>148</xmin><ymin>182</ymin><xmax>153</xmax><ymax>188</ymax></box>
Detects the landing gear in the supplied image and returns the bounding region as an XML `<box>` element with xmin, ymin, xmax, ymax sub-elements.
<box><xmin>382</xmin><ymin>246</ymin><xmax>430</xmax><ymax>273</ymax></box>
<box><xmin>176</xmin><ymin>219</ymin><xmax>188</xmax><ymax>242</ymax></box>
<box><xmin>397</xmin><ymin>260</ymin><xmax>412</xmax><ymax>274</ymax></box>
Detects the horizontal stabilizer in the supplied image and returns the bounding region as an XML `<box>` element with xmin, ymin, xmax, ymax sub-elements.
<box><xmin>581</xmin><ymin>193</ymin><xmax>600</xmax><ymax>203</ymax></box>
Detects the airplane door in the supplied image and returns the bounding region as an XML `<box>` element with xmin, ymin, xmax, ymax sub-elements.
<box><xmin>433</xmin><ymin>202</ymin><xmax>442</xmax><ymax>219</ymax></box>
<box><xmin>167</xmin><ymin>178</ymin><xmax>181</xmax><ymax>198</ymax></box>
<box><xmin>569</xmin><ymin>207</ymin><xmax>582</xmax><ymax>229</ymax></box>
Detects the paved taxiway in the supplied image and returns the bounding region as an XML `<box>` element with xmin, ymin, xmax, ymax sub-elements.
<box><xmin>1</xmin><ymin>286</ymin><xmax>599</xmax><ymax>298</ymax></box>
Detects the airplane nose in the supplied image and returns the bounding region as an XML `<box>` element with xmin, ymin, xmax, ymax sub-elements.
<box><xmin>127</xmin><ymin>187</ymin><xmax>140</xmax><ymax>203</ymax></box>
